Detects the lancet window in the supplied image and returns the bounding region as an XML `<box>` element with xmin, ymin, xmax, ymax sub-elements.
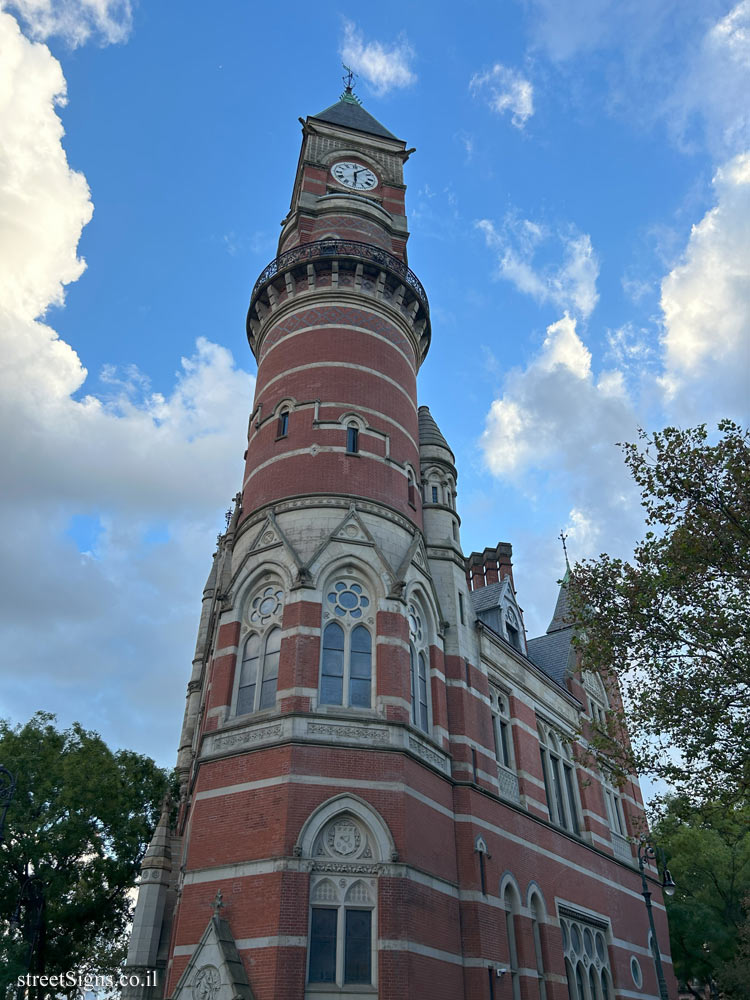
<box><xmin>408</xmin><ymin>601</ymin><xmax>430</xmax><ymax>733</ymax></box>
<box><xmin>538</xmin><ymin>722</ymin><xmax>581</xmax><ymax>835</ymax></box>
<box><xmin>236</xmin><ymin>584</ymin><xmax>284</xmax><ymax>715</ymax></box>
<box><xmin>320</xmin><ymin>579</ymin><xmax>373</xmax><ymax>708</ymax></box>
<box><xmin>306</xmin><ymin>813</ymin><xmax>379</xmax><ymax>991</ymax></box>
<box><xmin>560</xmin><ymin>910</ymin><xmax>613</xmax><ymax>1000</ymax></box>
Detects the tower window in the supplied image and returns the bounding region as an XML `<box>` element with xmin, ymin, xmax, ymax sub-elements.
<box><xmin>458</xmin><ymin>591</ymin><xmax>465</xmax><ymax>625</ymax></box>
<box><xmin>237</xmin><ymin>627</ymin><xmax>281</xmax><ymax>714</ymax></box>
<box><xmin>431</xmin><ymin>485</ymin><xmax>438</xmax><ymax>503</ymax></box>
<box><xmin>277</xmin><ymin>410</ymin><xmax>289</xmax><ymax>438</ymax></box>
<box><xmin>346</xmin><ymin>424</ymin><xmax>359</xmax><ymax>454</ymax></box>
<box><xmin>408</xmin><ymin>602</ymin><xmax>431</xmax><ymax>734</ymax></box>
<box><xmin>308</xmin><ymin>874</ymin><xmax>375</xmax><ymax>988</ymax></box>
<box><xmin>407</xmin><ymin>471</ymin><xmax>416</xmax><ymax>507</ymax></box>
<box><xmin>320</xmin><ymin>581</ymin><xmax>372</xmax><ymax>708</ymax></box>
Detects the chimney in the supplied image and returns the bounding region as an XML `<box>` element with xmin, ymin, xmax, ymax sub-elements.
<box><xmin>465</xmin><ymin>543</ymin><xmax>514</xmax><ymax>592</ymax></box>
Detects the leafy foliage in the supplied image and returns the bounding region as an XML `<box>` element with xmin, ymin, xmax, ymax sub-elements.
<box><xmin>569</xmin><ymin>421</ymin><xmax>750</xmax><ymax>806</ymax></box>
<box><xmin>0</xmin><ymin>713</ymin><xmax>171</xmax><ymax>995</ymax></box>
<box><xmin>652</xmin><ymin>798</ymin><xmax>750</xmax><ymax>998</ymax></box>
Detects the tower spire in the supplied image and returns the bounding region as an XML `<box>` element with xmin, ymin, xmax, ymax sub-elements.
<box><xmin>559</xmin><ymin>528</ymin><xmax>571</xmax><ymax>574</ymax></box>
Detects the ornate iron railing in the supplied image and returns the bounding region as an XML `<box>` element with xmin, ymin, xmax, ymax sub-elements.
<box><xmin>251</xmin><ymin>239</ymin><xmax>429</xmax><ymax>315</ymax></box>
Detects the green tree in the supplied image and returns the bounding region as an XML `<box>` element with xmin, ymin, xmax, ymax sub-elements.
<box><xmin>652</xmin><ymin>798</ymin><xmax>750</xmax><ymax>999</ymax></box>
<box><xmin>0</xmin><ymin>713</ymin><xmax>171</xmax><ymax>996</ymax></box>
<box><xmin>568</xmin><ymin>420</ymin><xmax>750</xmax><ymax>806</ymax></box>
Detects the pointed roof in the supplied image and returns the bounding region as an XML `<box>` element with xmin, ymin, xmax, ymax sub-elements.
<box><xmin>547</xmin><ymin>567</ymin><xmax>572</xmax><ymax>633</ymax></box>
<box><xmin>311</xmin><ymin>93</ymin><xmax>399</xmax><ymax>141</ymax></box>
<box><xmin>418</xmin><ymin>406</ymin><xmax>455</xmax><ymax>460</ymax></box>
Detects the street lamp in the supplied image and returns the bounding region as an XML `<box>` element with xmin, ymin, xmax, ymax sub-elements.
<box><xmin>637</xmin><ymin>837</ymin><xmax>675</xmax><ymax>1000</ymax></box>
<box><xmin>0</xmin><ymin>765</ymin><xmax>16</xmax><ymax>843</ymax></box>
<box><xmin>10</xmin><ymin>875</ymin><xmax>46</xmax><ymax>976</ymax></box>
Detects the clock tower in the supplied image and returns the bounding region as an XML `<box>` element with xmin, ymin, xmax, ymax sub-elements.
<box><xmin>124</xmin><ymin>86</ymin><xmax>676</xmax><ymax>1000</ymax></box>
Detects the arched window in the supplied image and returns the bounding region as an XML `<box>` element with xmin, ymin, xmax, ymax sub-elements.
<box><xmin>560</xmin><ymin>912</ymin><xmax>613</xmax><ymax>1000</ymax></box>
<box><xmin>408</xmin><ymin>602</ymin><xmax>430</xmax><ymax>733</ymax></box>
<box><xmin>320</xmin><ymin>580</ymin><xmax>372</xmax><ymax>708</ymax></box>
<box><xmin>503</xmin><ymin>886</ymin><xmax>521</xmax><ymax>1000</ymax></box>
<box><xmin>407</xmin><ymin>469</ymin><xmax>417</xmax><ymax>507</ymax></box>
<box><xmin>304</xmin><ymin>807</ymin><xmax>384</xmax><ymax>994</ymax></box>
<box><xmin>490</xmin><ymin>686</ymin><xmax>519</xmax><ymax>803</ymax></box>
<box><xmin>346</xmin><ymin>423</ymin><xmax>359</xmax><ymax>454</ymax></box>
<box><xmin>530</xmin><ymin>894</ymin><xmax>547</xmax><ymax>1000</ymax></box>
<box><xmin>277</xmin><ymin>409</ymin><xmax>289</xmax><ymax>438</ymax></box>
<box><xmin>538</xmin><ymin>723</ymin><xmax>580</xmax><ymax>834</ymax></box>
<box><xmin>308</xmin><ymin>877</ymin><xmax>375</xmax><ymax>986</ymax></box>
<box><xmin>504</xmin><ymin>606</ymin><xmax>523</xmax><ymax>652</ymax></box>
<box><xmin>235</xmin><ymin>584</ymin><xmax>284</xmax><ymax>715</ymax></box>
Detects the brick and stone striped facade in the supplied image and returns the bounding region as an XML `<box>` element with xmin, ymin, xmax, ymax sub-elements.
<box><xmin>123</xmin><ymin>92</ymin><xmax>676</xmax><ymax>1000</ymax></box>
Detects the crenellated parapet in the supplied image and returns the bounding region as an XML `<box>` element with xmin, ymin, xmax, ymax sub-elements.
<box><xmin>246</xmin><ymin>239</ymin><xmax>431</xmax><ymax>368</ymax></box>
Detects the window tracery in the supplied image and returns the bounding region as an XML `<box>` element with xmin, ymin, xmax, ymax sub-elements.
<box><xmin>560</xmin><ymin>912</ymin><xmax>613</xmax><ymax>1000</ymax></box>
<box><xmin>538</xmin><ymin>722</ymin><xmax>581</xmax><ymax>834</ymax></box>
<box><xmin>307</xmin><ymin>815</ymin><xmax>378</xmax><ymax>991</ymax></box>
<box><xmin>408</xmin><ymin>601</ymin><xmax>430</xmax><ymax>733</ymax></box>
<box><xmin>236</xmin><ymin>583</ymin><xmax>285</xmax><ymax>715</ymax></box>
<box><xmin>320</xmin><ymin>578</ymin><xmax>373</xmax><ymax>708</ymax></box>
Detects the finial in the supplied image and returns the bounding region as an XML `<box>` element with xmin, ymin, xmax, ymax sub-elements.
<box><xmin>210</xmin><ymin>890</ymin><xmax>225</xmax><ymax>916</ymax></box>
<box><xmin>559</xmin><ymin>530</ymin><xmax>571</xmax><ymax>573</ymax></box>
<box><xmin>340</xmin><ymin>64</ymin><xmax>362</xmax><ymax>105</ymax></box>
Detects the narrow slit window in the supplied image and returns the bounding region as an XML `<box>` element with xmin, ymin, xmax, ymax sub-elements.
<box><xmin>346</xmin><ymin>424</ymin><xmax>359</xmax><ymax>454</ymax></box>
<box><xmin>277</xmin><ymin>410</ymin><xmax>289</xmax><ymax>438</ymax></box>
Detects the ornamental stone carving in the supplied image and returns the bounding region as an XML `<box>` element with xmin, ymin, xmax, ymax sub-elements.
<box><xmin>192</xmin><ymin>966</ymin><xmax>220</xmax><ymax>1000</ymax></box>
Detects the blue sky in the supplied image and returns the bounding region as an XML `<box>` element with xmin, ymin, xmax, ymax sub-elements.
<box><xmin>0</xmin><ymin>0</ymin><xmax>747</xmax><ymax>771</ymax></box>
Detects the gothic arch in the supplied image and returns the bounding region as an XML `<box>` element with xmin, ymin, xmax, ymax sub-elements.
<box><xmin>233</xmin><ymin>561</ymin><xmax>292</xmax><ymax>616</ymax></box>
<box><xmin>526</xmin><ymin>881</ymin><xmax>548</xmax><ymax>918</ymax></box>
<box><xmin>295</xmin><ymin>793</ymin><xmax>396</xmax><ymax>862</ymax></box>
<box><xmin>499</xmin><ymin>871</ymin><xmax>522</xmax><ymax>908</ymax></box>
<box><xmin>317</xmin><ymin>553</ymin><xmax>385</xmax><ymax>608</ymax></box>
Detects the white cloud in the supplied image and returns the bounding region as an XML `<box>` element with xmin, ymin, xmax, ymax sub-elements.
<box><xmin>340</xmin><ymin>20</ymin><xmax>416</xmax><ymax>96</ymax></box>
<box><xmin>477</xmin><ymin>216</ymin><xmax>600</xmax><ymax>319</ymax></box>
<box><xmin>527</xmin><ymin>0</ymin><xmax>749</xmax><ymax>160</ymax></box>
<box><xmin>0</xmin><ymin>12</ymin><xmax>253</xmax><ymax>764</ymax></box>
<box><xmin>480</xmin><ymin>313</ymin><xmax>642</xmax><ymax>575</ymax></box>
<box><xmin>668</xmin><ymin>0</ymin><xmax>750</xmax><ymax>158</ymax></box>
<box><xmin>4</xmin><ymin>0</ymin><xmax>132</xmax><ymax>46</ymax></box>
<box><xmin>470</xmin><ymin>63</ymin><xmax>534</xmax><ymax>128</ymax></box>
<box><xmin>659</xmin><ymin>152</ymin><xmax>750</xmax><ymax>415</ymax></box>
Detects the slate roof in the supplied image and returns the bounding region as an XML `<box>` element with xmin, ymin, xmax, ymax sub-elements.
<box><xmin>526</xmin><ymin>627</ymin><xmax>575</xmax><ymax>688</ymax></box>
<box><xmin>418</xmin><ymin>405</ymin><xmax>455</xmax><ymax>459</ymax></box>
<box><xmin>468</xmin><ymin>581</ymin><xmax>506</xmax><ymax>613</ymax></box>
<box><xmin>311</xmin><ymin>95</ymin><xmax>399</xmax><ymax>140</ymax></box>
<box><xmin>547</xmin><ymin>567</ymin><xmax>573</xmax><ymax>633</ymax></box>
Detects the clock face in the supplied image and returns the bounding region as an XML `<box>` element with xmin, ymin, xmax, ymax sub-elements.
<box><xmin>331</xmin><ymin>161</ymin><xmax>378</xmax><ymax>191</ymax></box>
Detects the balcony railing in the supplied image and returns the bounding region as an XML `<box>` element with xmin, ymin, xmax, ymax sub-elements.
<box><xmin>251</xmin><ymin>239</ymin><xmax>429</xmax><ymax>316</ymax></box>
<box><xmin>612</xmin><ymin>830</ymin><xmax>633</xmax><ymax>862</ymax></box>
<box><xmin>497</xmin><ymin>763</ymin><xmax>520</xmax><ymax>804</ymax></box>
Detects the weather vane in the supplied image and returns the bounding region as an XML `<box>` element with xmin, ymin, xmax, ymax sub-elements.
<box><xmin>559</xmin><ymin>529</ymin><xmax>571</xmax><ymax>572</ymax></box>
<box><xmin>340</xmin><ymin>64</ymin><xmax>361</xmax><ymax>103</ymax></box>
<box><xmin>342</xmin><ymin>64</ymin><xmax>356</xmax><ymax>93</ymax></box>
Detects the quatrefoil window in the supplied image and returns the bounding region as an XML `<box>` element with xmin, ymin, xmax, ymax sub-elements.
<box><xmin>327</xmin><ymin>581</ymin><xmax>370</xmax><ymax>619</ymax></box>
<box><xmin>249</xmin><ymin>586</ymin><xmax>283</xmax><ymax>625</ymax></box>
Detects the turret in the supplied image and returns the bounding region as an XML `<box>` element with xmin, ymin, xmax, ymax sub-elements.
<box><xmin>122</xmin><ymin>799</ymin><xmax>173</xmax><ymax>1000</ymax></box>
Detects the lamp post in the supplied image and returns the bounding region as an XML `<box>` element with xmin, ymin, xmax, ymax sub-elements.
<box><xmin>637</xmin><ymin>837</ymin><xmax>676</xmax><ymax>1000</ymax></box>
<box><xmin>10</xmin><ymin>875</ymin><xmax>46</xmax><ymax>978</ymax></box>
<box><xmin>0</xmin><ymin>765</ymin><xmax>16</xmax><ymax>843</ymax></box>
